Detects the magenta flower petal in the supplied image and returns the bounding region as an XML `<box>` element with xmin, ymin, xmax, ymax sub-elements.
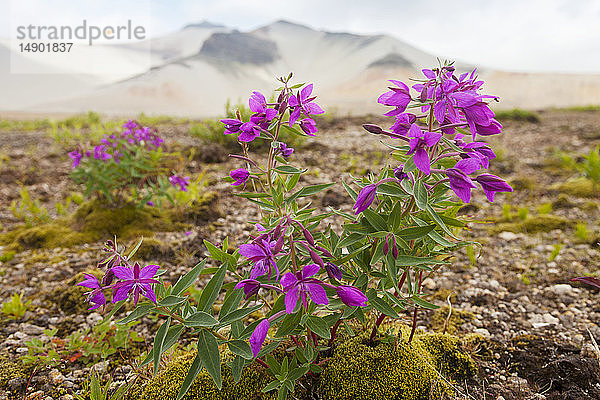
<box><xmin>353</xmin><ymin>183</ymin><xmax>378</xmax><ymax>214</ymax></box>
<box><xmin>140</xmin><ymin>264</ymin><xmax>160</xmax><ymax>280</ymax></box>
<box><xmin>336</xmin><ymin>286</ymin><xmax>368</xmax><ymax>307</ymax></box>
<box><xmin>306</xmin><ymin>283</ymin><xmax>329</xmax><ymax>306</ymax></box>
<box><xmin>249</xmin><ymin>319</ymin><xmax>270</xmax><ymax>357</ymax></box>
<box><xmin>302</xmin><ymin>264</ymin><xmax>320</xmax><ymax>279</ymax></box>
<box><xmin>285</xmin><ymin>286</ymin><xmax>299</xmax><ymax>313</ymax></box>
<box><xmin>111</xmin><ymin>266</ymin><xmax>134</xmax><ymax>280</ymax></box>
<box><xmin>413</xmin><ymin>148</ymin><xmax>431</xmax><ymax>174</ymax></box>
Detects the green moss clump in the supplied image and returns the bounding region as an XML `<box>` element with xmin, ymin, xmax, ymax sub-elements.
<box><xmin>553</xmin><ymin>177</ymin><xmax>596</xmax><ymax>198</ymax></box>
<box><xmin>135</xmin><ymin>350</ymin><xmax>276</xmax><ymax>400</ymax></box>
<box><xmin>132</xmin><ymin>237</ymin><xmax>172</xmax><ymax>261</ymax></box>
<box><xmin>318</xmin><ymin>330</ymin><xmax>476</xmax><ymax>400</ymax></box>
<box><xmin>170</xmin><ymin>192</ymin><xmax>221</xmax><ymax>225</ymax></box>
<box><xmin>494</xmin><ymin>108</ymin><xmax>541</xmax><ymax>123</ymax></box>
<box><xmin>491</xmin><ymin>214</ymin><xmax>575</xmax><ymax>234</ymax></box>
<box><xmin>0</xmin><ymin>198</ymin><xmax>195</xmax><ymax>252</ymax></box>
<box><xmin>509</xmin><ymin>177</ymin><xmax>534</xmax><ymax>191</ymax></box>
<box><xmin>552</xmin><ymin>193</ymin><xmax>576</xmax><ymax>209</ymax></box>
<box><xmin>428</xmin><ymin>306</ymin><xmax>474</xmax><ymax>335</ymax></box>
<box><xmin>462</xmin><ymin>333</ymin><xmax>495</xmax><ymax>361</ymax></box>
<box><xmin>0</xmin><ymin>357</ymin><xmax>28</xmax><ymax>389</ymax></box>
<box><xmin>0</xmin><ymin>250</ymin><xmax>16</xmax><ymax>263</ymax></box>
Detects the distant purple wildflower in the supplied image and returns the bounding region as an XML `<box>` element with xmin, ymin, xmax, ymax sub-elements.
<box><xmin>288</xmin><ymin>84</ymin><xmax>324</xmax><ymax>126</ymax></box>
<box><xmin>68</xmin><ymin>150</ymin><xmax>83</xmax><ymax>168</ymax></box>
<box><xmin>77</xmin><ymin>274</ymin><xmax>106</xmax><ymax>311</ymax></box>
<box><xmin>230</xmin><ymin>168</ymin><xmax>250</xmax><ymax>186</ymax></box>
<box><xmin>169</xmin><ymin>174</ymin><xmax>190</xmax><ymax>191</ymax></box>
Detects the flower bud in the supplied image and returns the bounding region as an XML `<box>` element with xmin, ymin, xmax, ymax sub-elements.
<box><xmin>303</xmin><ymin>228</ymin><xmax>315</xmax><ymax>246</ymax></box>
<box><xmin>362</xmin><ymin>124</ymin><xmax>384</xmax><ymax>135</ymax></box>
<box><xmin>325</xmin><ymin>262</ymin><xmax>342</xmax><ymax>281</ymax></box>
<box><xmin>383</xmin><ymin>236</ymin><xmax>389</xmax><ymax>256</ymax></box>
<box><xmin>309</xmin><ymin>249</ymin><xmax>324</xmax><ymax>267</ymax></box>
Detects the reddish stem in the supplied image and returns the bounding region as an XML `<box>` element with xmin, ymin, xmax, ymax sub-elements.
<box><xmin>327</xmin><ymin>318</ymin><xmax>343</xmax><ymax>348</ymax></box>
<box><xmin>408</xmin><ymin>270</ymin><xmax>423</xmax><ymax>344</ymax></box>
<box><xmin>256</xmin><ymin>358</ymin><xmax>269</xmax><ymax>368</ymax></box>
<box><xmin>369</xmin><ymin>270</ymin><xmax>408</xmax><ymax>342</ymax></box>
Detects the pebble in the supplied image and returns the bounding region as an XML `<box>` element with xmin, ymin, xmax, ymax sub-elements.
<box><xmin>498</xmin><ymin>231</ymin><xmax>518</xmax><ymax>241</ymax></box>
<box><xmin>548</xmin><ymin>284</ymin><xmax>573</xmax><ymax>296</ymax></box>
<box><xmin>473</xmin><ymin>328</ymin><xmax>491</xmax><ymax>338</ymax></box>
<box><xmin>49</xmin><ymin>369</ymin><xmax>65</xmax><ymax>385</ymax></box>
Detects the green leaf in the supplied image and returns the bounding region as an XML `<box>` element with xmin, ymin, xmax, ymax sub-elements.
<box><xmin>411</xmin><ymin>295</ymin><xmax>440</xmax><ymax>310</ymax></box>
<box><xmin>395</xmin><ymin>255</ymin><xmax>447</xmax><ymax>267</ymax></box>
<box><xmin>158</xmin><ymin>296</ymin><xmax>187</xmax><ymax>307</ymax></box>
<box><xmin>366</xmin><ymin>289</ymin><xmax>399</xmax><ymax>318</ymax></box>
<box><xmin>414</xmin><ymin>180</ymin><xmax>428</xmax><ymax>210</ymax></box>
<box><xmin>230</xmin><ymin>355</ymin><xmax>245</xmax><ymax>383</ymax></box>
<box><xmin>198</xmin><ymin>263</ymin><xmax>227</xmax><ymax>312</ymax></box>
<box><xmin>275</xmin><ymin>311</ymin><xmax>303</xmax><ymax>337</ymax></box>
<box><xmin>362</xmin><ymin>209</ymin><xmax>388</xmax><ymax>232</ymax></box>
<box><xmin>197</xmin><ymin>330</ymin><xmax>222</xmax><ymax>389</ymax></box>
<box><xmin>204</xmin><ymin>240</ymin><xmax>228</xmax><ymax>262</ymax></box>
<box><xmin>184</xmin><ymin>312</ymin><xmax>218</xmax><ymax>327</ymax></box>
<box><xmin>219</xmin><ymin>304</ymin><xmax>263</xmax><ymax>326</ymax></box>
<box><xmin>116</xmin><ymin>303</ymin><xmax>155</xmax><ymax>325</ymax></box>
<box><xmin>140</xmin><ymin>325</ymin><xmax>184</xmax><ymax>367</ymax></box>
<box><xmin>219</xmin><ymin>288</ymin><xmax>244</xmax><ymax>319</ymax></box>
<box><xmin>153</xmin><ymin>317</ymin><xmax>171</xmax><ymax>375</ymax></box>
<box><xmin>274</xmin><ymin>165</ymin><xmax>305</xmax><ymax>174</ymax></box>
<box><xmin>337</xmin><ymin>233</ymin><xmax>364</xmax><ymax>249</ymax></box>
<box><xmin>126</xmin><ymin>236</ymin><xmax>144</xmax><ymax>260</ymax></box>
<box><xmin>90</xmin><ymin>372</ymin><xmax>102</xmax><ymax>400</ymax></box>
<box><xmin>286</xmin><ymin>183</ymin><xmax>335</xmax><ymax>203</ymax></box>
<box><xmin>228</xmin><ymin>340</ymin><xmax>253</xmax><ymax>360</ymax></box>
<box><xmin>396</xmin><ymin>225</ymin><xmax>435</xmax><ymax>240</ymax></box>
<box><xmin>388</xmin><ymin>201</ymin><xmax>403</xmax><ymax>232</ymax></box>
<box><xmin>305</xmin><ymin>316</ymin><xmax>331</xmax><ymax>339</ymax></box>
<box><xmin>426</xmin><ymin>204</ymin><xmax>456</xmax><ymax>238</ymax></box>
<box><xmin>262</xmin><ymin>380</ymin><xmax>282</xmax><ymax>393</ymax></box>
<box><xmin>341</xmin><ymin>181</ymin><xmax>357</xmax><ymax>201</ymax></box>
<box><xmin>176</xmin><ymin>351</ymin><xmax>203</xmax><ymax>400</ymax></box>
<box><xmin>171</xmin><ymin>260</ymin><xmax>206</xmax><ymax>296</ymax></box>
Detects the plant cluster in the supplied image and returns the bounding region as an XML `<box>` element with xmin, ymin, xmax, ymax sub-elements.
<box><xmin>77</xmin><ymin>64</ymin><xmax>511</xmax><ymax>399</ymax></box>
<box><xmin>69</xmin><ymin>120</ymin><xmax>189</xmax><ymax>206</ymax></box>
<box><xmin>1</xmin><ymin>292</ymin><xmax>31</xmax><ymax>319</ymax></box>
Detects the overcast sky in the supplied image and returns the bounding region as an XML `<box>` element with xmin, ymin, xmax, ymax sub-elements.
<box><xmin>3</xmin><ymin>0</ymin><xmax>600</xmax><ymax>73</ymax></box>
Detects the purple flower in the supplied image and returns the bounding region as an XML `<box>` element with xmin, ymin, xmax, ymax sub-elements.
<box><xmin>390</xmin><ymin>112</ymin><xmax>417</xmax><ymax>135</ymax></box>
<box><xmin>335</xmin><ymin>285</ymin><xmax>368</xmax><ymax>307</ymax></box>
<box><xmin>235</xmin><ymin>279</ymin><xmax>261</xmax><ymax>300</ymax></box>
<box><xmin>68</xmin><ymin>150</ymin><xmax>83</xmax><ymax>168</ymax></box>
<box><xmin>475</xmin><ymin>174</ymin><xmax>513</xmax><ymax>202</ymax></box>
<box><xmin>221</xmin><ymin>118</ymin><xmax>244</xmax><ymax>136</ymax></box>
<box><xmin>280</xmin><ymin>264</ymin><xmax>328</xmax><ymax>314</ymax></box>
<box><xmin>239</xmin><ymin>237</ymin><xmax>282</xmax><ymax>281</ymax></box>
<box><xmin>299</xmin><ymin>118</ymin><xmax>317</xmax><ymax>136</ymax></box>
<box><xmin>77</xmin><ymin>274</ymin><xmax>106</xmax><ymax>311</ymax></box>
<box><xmin>111</xmin><ymin>263</ymin><xmax>160</xmax><ymax>306</ymax></box>
<box><xmin>288</xmin><ymin>84</ymin><xmax>325</xmax><ymax>126</ymax></box>
<box><xmin>249</xmin><ymin>319</ymin><xmax>270</xmax><ymax>358</ymax></box>
<box><xmin>407</xmin><ymin>124</ymin><xmax>442</xmax><ymax>174</ymax></box>
<box><xmin>462</xmin><ymin>102</ymin><xmax>496</xmax><ymax>140</ymax></box>
<box><xmin>146</xmin><ymin>201</ymin><xmax>154</xmax><ymax>207</ymax></box>
<box><xmin>230</xmin><ymin>168</ymin><xmax>250</xmax><ymax>186</ymax></box>
<box><xmin>123</xmin><ymin>120</ymin><xmax>138</xmax><ymax>130</ymax></box>
<box><xmin>445</xmin><ymin>168</ymin><xmax>477</xmax><ymax>203</ymax></box>
<box><xmin>93</xmin><ymin>145</ymin><xmax>111</xmax><ymax>161</ymax></box>
<box><xmin>378</xmin><ymin>80</ymin><xmax>412</xmax><ymax>116</ymax></box>
<box><xmin>169</xmin><ymin>174</ymin><xmax>190</xmax><ymax>192</ymax></box>
<box><xmin>325</xmin><ymin>262</ymin><xmax>342</xmax><ymax>281</ymax></box>
<box><xmin>394</xmin><ymin>164</ymin><xmax>409</xmax><ymax>181</ymax></box>
<box><xmin>249</xmin><ymin>92</ymin><xmax>278</xmax><ymax>127</ymax></box>
<box><xmin>353</xmin><ymin>183</ymin><xmax>377</xmax><ymax>215</ymax></box>
<box><xmin>237</xmin><ymin>122</ymin><xmax>261</xmax><ymax>142</ymax></box>
<box><xmin>278</xmin><ymin>143</ymin><xmax>294</xmax><ymax>159</ymax></box>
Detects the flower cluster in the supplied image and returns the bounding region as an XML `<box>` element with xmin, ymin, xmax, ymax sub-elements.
<box><xmin>356</xmin><ymin>65</ymin><xmax>512</xmax><ymax>212</ymax></box>
<box><xmin>77</xmin><ymin>239</ymin><xmax>160</xmax><ymax>310</ymax></box>
<box><xmin>68</xmin><ymin>121</ymin><xmax>163</xmax><ymax>168</ymax></box>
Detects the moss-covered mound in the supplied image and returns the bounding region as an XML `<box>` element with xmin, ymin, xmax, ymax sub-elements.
<box><xmin>552</xmin><ymin>177</ymin><xmax>597</xmax><ymax>198</ymax></box>
<box><xmin>428</xmin><ymin>306</ymin><xmax>475</xmax><ymax>335</ymax></box>
<box><xmin>133</xmin><ymin>350</ymin><xmax>276</xmax><ymax>400</ymax></box>
<box><xmin>319</xmin><ymin>332</ymin><xmax>476</xmax><ymax>400</ymax></box>
<box><xmin>491</xmin><ymin>214</ymin><xmax>575</xmax><ymax>234</ymax></box>
<box><xmin>0</xmin><ymin>194</ymin><xmax>217</xmax><ymax>252</ymax></box>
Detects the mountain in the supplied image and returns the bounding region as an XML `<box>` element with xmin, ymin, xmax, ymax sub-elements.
<box><xmin>1</xmin><ymin>20</ymin><xmax>599</xmax><ymax>117</ymax></box>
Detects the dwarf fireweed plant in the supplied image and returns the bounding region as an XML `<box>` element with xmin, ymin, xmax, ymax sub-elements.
<box><xmin>69</xmin><ymin>120</ymin><xmax>189</xmax><ymax>207</ymax></box>
<box><xmin>78</xmin><ymin>65</ymin><xmax>512</xmax><ymax>399</ymax></box>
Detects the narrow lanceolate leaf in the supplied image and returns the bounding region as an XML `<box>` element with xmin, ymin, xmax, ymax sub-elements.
<box><xmin>411</xmin><ymin>295</ymin><xmax>440</xmax><ymax>310</ymax></box>
<box><xmin>197</xmin><ymin>330</ymin><xmax>222</xmax><ymax>389</ymax></box>
<box><xmin>140</xmin><ymin>325</ymin><xmax>185</xmax><ymax>367</ymax></box>
<box><xmin>153</xmin><ymin>317</ymin><xmax>171</xmax><ymax>375</ymax></box>
<box><xmin>158</xmin><ymin>295</ymin><xmax>187</xmax><ymax>307</ymax></box>
<box><xmin>414</xmin><ymin>180</ymin><xmax>428</xmax><ymax>210</ymax></box>
<box><xmin>366</xmin><ymin>289</ymin><xmax>399</xmax><ymax>318</ymax></box>
<box><xmin>363</xmin><ymin>209</ymin><xmax>388</xmax><ymax>232</ymax></box>
<box><xmin>171</xmin><ymin>259</ymin><xmax>206</xmax><ymax>296</ymax></box>
<box><xmin>126</xmin><ymin>237</ymin><xmax>145</xmax><ymax>260</ymax></box>
<box><xmin>305</xmin><ymin>316</ymin><xmax>331</xmax><ymax>339</ymax></box>
<box><xmin>218</xmin><ymin>304</ymin><xmax>263</xmax><ymax>326</ymax></box>
<box><xmin>184</xmin><ymin>311</ymin><xmax>218</xmax><ymax>327</ymax></box>
<box><xmin>228</xmin><ymin>340</ymin><xmax>253</xmax><ymax>360</ymax></box>
<box><xmin>396</xmin><ymin>225</ymin><xmax>436</xmax><ymax>240</ymax></box>
<box><xmin>426</xmin><ymin>204</ymin><xmax>457</xmax><ymax>238</ymax></box>
<box><xmin>116</xmin><ymin>303</ymin><xmax>155</xmax><ymax>325</ymax></box>
<box><xmin>230</xmin><ymin>355</ymin><xmax>246</xmax><ymax>383</ymax></box>
<box><xmin>176</xmin><ymin>351</ymin><xmax>203</xmax><ymax>400</ymax></box>
<box><xmin>197</xmin><ymin>263</ymin><xmax>227</xmax><ymax>312</ymax></box>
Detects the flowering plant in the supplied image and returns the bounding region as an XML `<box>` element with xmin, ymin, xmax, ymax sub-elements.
<box><xmin>69</xmin><ymin>120</ymin><xmax>189</xmax><ymax>207</ymax></box>
<box><xmin>78</xmin><ymin>64</ymin><xmax>511</xmax><ymax>399</ymax></box>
